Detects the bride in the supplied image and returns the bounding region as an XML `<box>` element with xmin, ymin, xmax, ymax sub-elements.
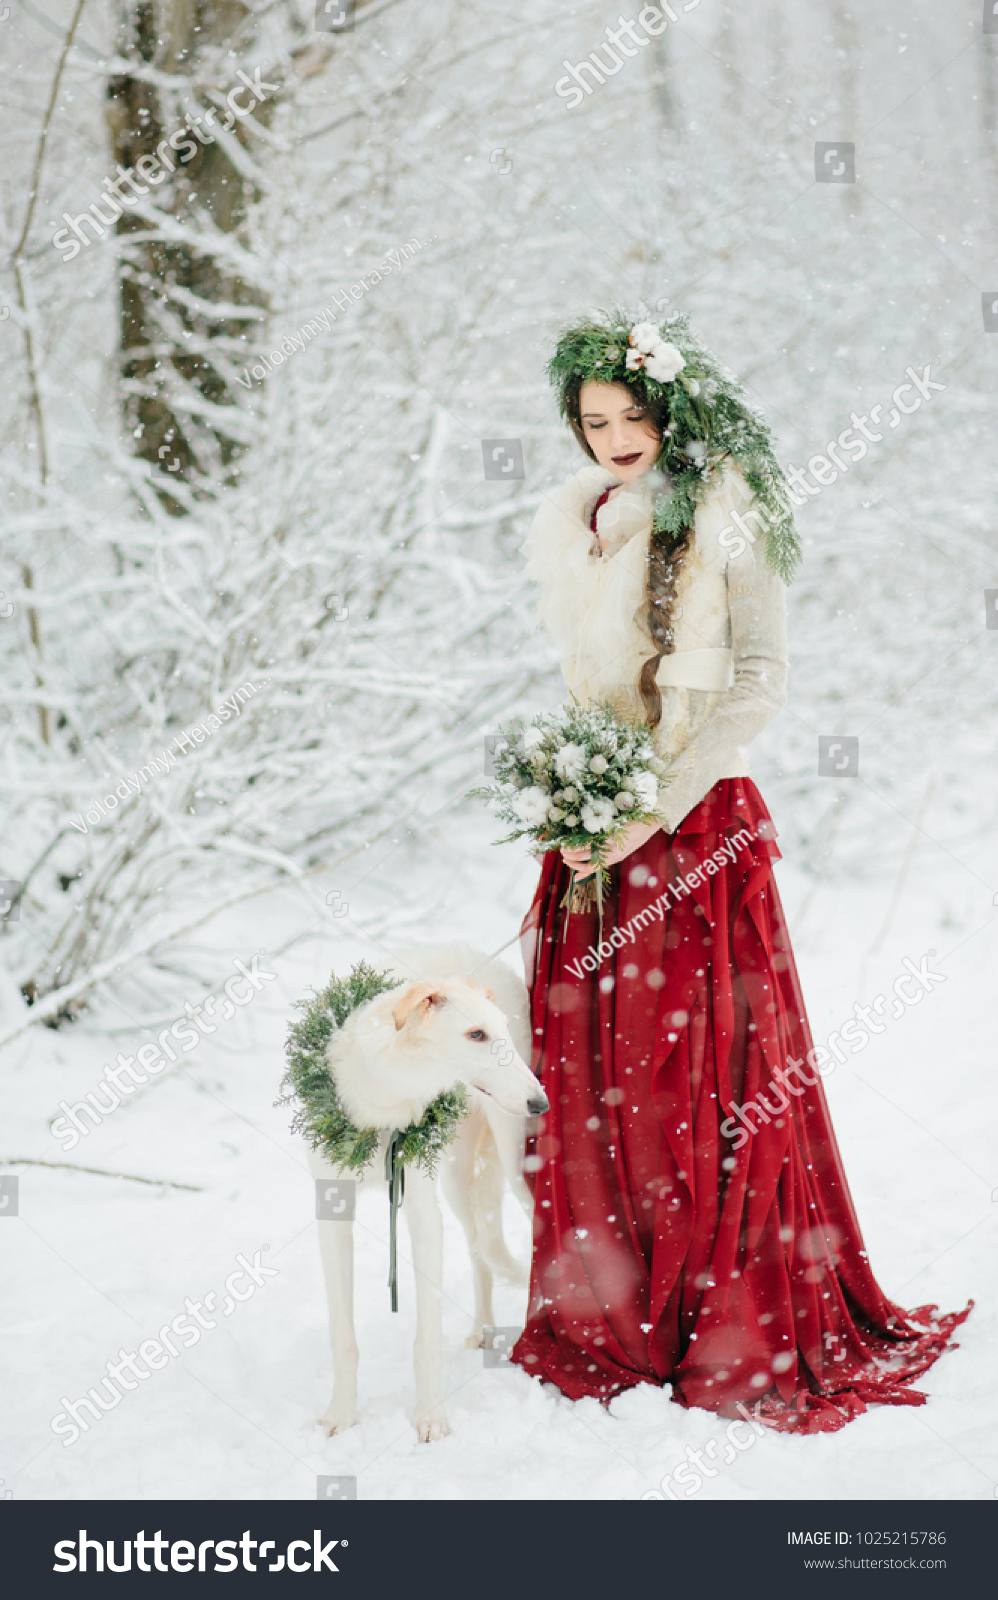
<box><xmin>508</xmin><ymin>310</ymin><xmax>969</xmax><ymax>1433</ymax></box>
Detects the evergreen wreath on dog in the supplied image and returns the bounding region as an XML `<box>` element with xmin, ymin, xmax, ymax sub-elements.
<box><xmin>280</xmin><ymin>960</ymin><xmax>469</xmax><ymax>1173</ymax></box>
<box><xmin>279</xmin><ymin>961</ymin><xmax>468</xmax><ymax>1310</ymax></box>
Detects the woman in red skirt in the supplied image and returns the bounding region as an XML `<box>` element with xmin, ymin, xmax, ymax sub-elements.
<box><xmin>509</xmin><ymin>311</ymin><xmax>969</xmax><ymax>1433</ymax></box>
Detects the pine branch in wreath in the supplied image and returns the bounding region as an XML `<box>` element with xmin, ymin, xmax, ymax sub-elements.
<box><xmin>279</xmin><ymin>960</ymin><xmax>468</xmax><ymax>1177</ymax></box>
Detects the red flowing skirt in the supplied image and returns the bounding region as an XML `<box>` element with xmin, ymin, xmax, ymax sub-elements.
<box><xmin>510</xmin><ymin>779</ymin><xmax>970</xmax><ymax>1433</ymax></box>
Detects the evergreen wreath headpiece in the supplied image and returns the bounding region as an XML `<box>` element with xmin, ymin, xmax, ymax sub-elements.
<box><xmin>547</xmin><ymin>306</ymin><xmax>802</xmax><ymax>584</ymax></box>
<box><xmin>279</xmin><ymin>960</ymin><xmax>468</xmax><ymax>1310</ymax></box>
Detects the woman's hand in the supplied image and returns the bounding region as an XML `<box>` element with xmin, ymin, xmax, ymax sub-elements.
<box><xmin>561</xmin><ymin>819</ymin><xmax>662</xmax><ymax>880</ymax></box>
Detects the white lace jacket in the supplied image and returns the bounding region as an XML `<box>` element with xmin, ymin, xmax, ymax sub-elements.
<box><xmin>521</xmin><ymin>461</ymin><xmax>787</xmax><ymax>833</ymax></box>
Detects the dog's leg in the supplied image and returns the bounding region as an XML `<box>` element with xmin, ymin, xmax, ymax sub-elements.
<box><xmin>310</xmin><ymin>1156</ymin><xmax>360</xmax><ymax>1435</ymax></box>
<box><xmin>441</xmin><ymin>1119</ymin><xmax>495</xmax><ymax>1348</ymax></box>
<box><xmin>488</xmin><ymin>1105</ymin><xmax>534</xmax><ymax>1225</ymax></box>
<box><xmin>467</xmin><ymin>1253</ymin><xmax>495</xmax><ymax>1350</ymax></box>
<box><xmin>404</xmin><ymin>1166</ymin><xmax>450</xmax><ymax>1442</ymax></box>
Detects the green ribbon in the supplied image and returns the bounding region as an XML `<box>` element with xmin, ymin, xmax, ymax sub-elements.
<box><xmin>385</xmin><ymin>1130</ymin><xmax>406</xmax><ymax>1313</ymax></box>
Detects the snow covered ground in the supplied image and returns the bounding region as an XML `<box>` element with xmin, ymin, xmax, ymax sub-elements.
<box><xmin>3</xmin><ymin>802</ymin><xmax>995</xmax><ymax>1502</ymax></box>
<box><xmin>2</xmin><ymin>0</ymin><xmax>996</xmax><ymax>1510</ymax></box>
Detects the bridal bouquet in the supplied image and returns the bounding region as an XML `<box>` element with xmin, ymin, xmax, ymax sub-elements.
<box><xmin>473</xmin><ymin>700</ymin><xmax>668</xmax><ymax>913</ymax></box>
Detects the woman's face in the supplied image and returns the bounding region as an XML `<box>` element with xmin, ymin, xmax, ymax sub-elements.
<box><xmin>578</xmin><ymin>380</ymin><xmax>661</xmax><ymax>483</ymax></box>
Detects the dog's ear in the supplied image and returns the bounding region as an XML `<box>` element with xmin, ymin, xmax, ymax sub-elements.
<box><xmin>392</xmin><ymin>982</ymin><xmax>446</xmax><ymax>1032</ymax></box>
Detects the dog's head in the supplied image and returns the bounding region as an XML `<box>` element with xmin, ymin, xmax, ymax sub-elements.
<box><xmin>386</xmin><ymin>978</ymin><xmax>548</xmax><ymax>1118</ymax></box>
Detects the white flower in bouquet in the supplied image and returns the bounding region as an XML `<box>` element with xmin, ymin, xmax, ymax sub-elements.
<box><xmin>581</xmin><ymin>798</ymin><xmax>616</xmax><ymax>834</ymax></box>
<box><xmin>522</xmin><ymin>726</ymin><xmax>546</xmax><ymax>757</ymax></box>
<box><xmin>625</xmin><ymin>346</ymin><xmax>645</xmax><ymax>371</ymax></box>
<box><xmin>644</xmin><ymin>342</ymin><xmax>685</xmax><ymax>384</ymax></box>
<box><xmin>589</xmin><ymin>753</ymin><xmax>608</xmax><ymax>774</ymax></box>
<box><xmin>512</xmin><ymin>786</ymin><xmax>551</xmax><ymax>826</ymax></box>
<box><xmin>631</xmin><ymin>770</ymin><xmax>659</xmax><ymax>809</ymax></box>
<box><xmin>613</xmin><ymin>790</ymin><xmax>635</xmax><ymax>811</ymax></box>
<box><xmin>629</xmin><ymin>321</ymin><xmax>662</xmax><ymax>355</ymax></box>
<box><xmin>554</xmin><ymin>742</ymin><xmax>586</xmax><ymax>782</ymax></box>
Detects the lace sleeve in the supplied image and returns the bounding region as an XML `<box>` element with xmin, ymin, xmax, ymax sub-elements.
<box><xmin>653</xmin><ymin>482</ymin><xmax>788</xmax><ymax>833</ymax></box>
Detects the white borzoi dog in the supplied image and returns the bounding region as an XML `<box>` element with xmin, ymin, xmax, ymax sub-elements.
<box><xmin>307</xmin><ymin>942</ymin><xmax>546</xmax><ymax>1442</ymax></box>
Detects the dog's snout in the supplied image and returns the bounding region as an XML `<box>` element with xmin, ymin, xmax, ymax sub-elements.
<box><xmin>527</xmin><ymin>1093</ymin><xmax>549</xmax><ymax>1117</ymax></box>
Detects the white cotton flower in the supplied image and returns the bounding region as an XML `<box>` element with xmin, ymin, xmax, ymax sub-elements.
<box><xmin>625</xmin><ymin>347</ymin><xmax>645</xmax><ymax>371</ymax></box>
<box><xmin>581</xmin><ymin>798</ymin><xmax>616</xmax><ymax>833</ymax></box>
<box><xmin>554</xmin><ymin>743</ymin><xmax>586</xmax><ymax>782</ymax></box>
<box><xmin>614</xmin><ymin>790</ymin><xmax>635</xmax><ymax>811</ymax></box>
<box><xmin>522</xmin><ymin>726</ymin><xmax>545</xmax><ymax>756</ymax></box>
<box><xmin>631</xmin><ymin>770</ymin><xmax>658</xmax><ymax>809</ymax></box>
<box><xmin>564</xmin><ymin>813</ymin><xmax>579</xmax><ymax>826</ymax></box>
<box><xmin>644</xmin><ymin>342</ymin><xmax>685</xmax><ymax>384</ymax></box>
<box><xmin>629</xmin><ymin>321</ymin><xmax>662</xmax><ymax>354</ymax></box>
<box><xmin>561</xmin><ymin>785</ymin><xmax>579</xmax><ymax>802</ymax></box>
<box><xmin>589</xmin><ymin>753</ymin><xmax>608</xmax><ymax>774</ymax></box>
<box><xmin>512</xmin><ymin>786</ymin><xmax>551</xmax><ymax>826</ymax></box>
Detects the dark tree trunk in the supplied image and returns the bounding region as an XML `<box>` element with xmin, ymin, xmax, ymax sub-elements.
<box><xmin>105</xmin><ymin>0</ymin><xmax>273</xmax><ymax>506</ymax></box>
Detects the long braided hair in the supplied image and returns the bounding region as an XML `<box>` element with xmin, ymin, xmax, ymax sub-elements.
<box><xmin>562</xmin><ymin>372</ymin><xmax>692</xmax><ymax>728</ymax></box>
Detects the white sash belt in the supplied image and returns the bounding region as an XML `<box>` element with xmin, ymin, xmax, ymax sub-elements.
<box><xmin>656</xmin><ymin>646</ymin><xmax>734</xmax><ymax>692</ymax></box>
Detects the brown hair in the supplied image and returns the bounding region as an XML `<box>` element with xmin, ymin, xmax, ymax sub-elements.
<box><xmin>564</xmin><ymin>375</ymin><xmax>693</xmax><ymax>728</ymax></box>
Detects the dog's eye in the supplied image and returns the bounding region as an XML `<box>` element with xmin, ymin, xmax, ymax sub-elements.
<box><xmin>465</xmin><ymin>1028</ymin><xmax>488</xmax><ymax>1042</ymax></box>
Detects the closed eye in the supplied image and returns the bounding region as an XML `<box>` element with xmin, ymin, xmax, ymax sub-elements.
<box><xmin>465</xmin><ymin>1028</ymin><xmax>488</xmax><ymax>1042</ymax></box>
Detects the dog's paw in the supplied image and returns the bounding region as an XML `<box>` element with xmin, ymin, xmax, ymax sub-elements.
<box><xmin>415</xmin><ymin>1404</ymin><xmax>451</xmax><ymax>1443</ymax></box>
<box><xmin>319</xmin><ymin>1406</ymin><xmax>358</xmax><ymax>1437</ymax></box>
<box><xmin>464</xmin><ymin>1328</ymin><xmax>485</xmax><ymax>1349</ymax></box>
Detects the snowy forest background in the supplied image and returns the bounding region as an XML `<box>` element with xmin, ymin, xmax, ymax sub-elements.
<box><xmin>2</xmin><ymin>0</ymin><xmax>997</xmax><ymax>1501</ymax></box>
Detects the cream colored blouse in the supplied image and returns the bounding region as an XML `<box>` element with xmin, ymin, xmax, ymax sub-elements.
<box><xmin>520</xmin><ymin>461</ymin><xmax>787</xmax><ymax>832</ymax></box>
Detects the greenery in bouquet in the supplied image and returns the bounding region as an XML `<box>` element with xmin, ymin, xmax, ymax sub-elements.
<box><xmin>471</xmin><ymin>700</ymin><xmax>668</xmax><ymax>911</ymax></box>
